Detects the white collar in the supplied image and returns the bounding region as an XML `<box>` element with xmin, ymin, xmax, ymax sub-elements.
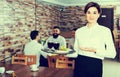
<box><xmin>86</xmin><ymin>23</ymin><xmax>99</xmax><ymax>30</ymax></box>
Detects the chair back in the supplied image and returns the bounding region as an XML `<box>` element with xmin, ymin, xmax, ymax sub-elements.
<box><xmin>47</xmin><ymin>55</ymin><xmax>59</xmax><ymax>68</ymax></box>
<box><xmin>11</xmin><ymin>56</ymin><xmax>27</xmax><ymax>65</ymax></box>
<box><xmin>56</xmin><ymin>56</ymin><xmax>75</xmax><ymax>69</ymax></box>
<box><xmin>26</xmin><ymin>55</ymin><xmax>36</xmax><ymax>65</ymax></box>
<box><xmin>16</xmin><ymin>54</ymin><xmax>36</xmax><ymax>65</ymax></box>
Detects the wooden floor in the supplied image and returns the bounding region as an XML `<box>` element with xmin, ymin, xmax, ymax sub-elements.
<box><xmin>103</xmin><ymin>59</ymin><xmax>120</xmax><ymax>77</ymax></box>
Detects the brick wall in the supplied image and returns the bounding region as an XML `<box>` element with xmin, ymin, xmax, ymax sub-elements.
<box><xmin>0</xmin><ymin>0</ymin><xmax>119</xmax><ymax>61</ymax></box>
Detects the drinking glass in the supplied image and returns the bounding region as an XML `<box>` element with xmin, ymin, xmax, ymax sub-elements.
<box><xmin>53</xmin><ymin>42</ymin><xmax>60</xmax><ymax>50</ymax></box>
<box><xmin>48</xmin><ymin>42</ymin><xmax>53</xmax><ymax>49</ymax></box>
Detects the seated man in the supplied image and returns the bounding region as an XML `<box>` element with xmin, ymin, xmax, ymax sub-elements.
<box><xmin>44</xmin><ymin>26</ymin><xmax>66</xmax><ymax>50</ymax></box>
<box><xmin>24</xmin><ymin>30</ymin><xmax>47</xmax><ymax>66</ymax></box>
<box><xmin>40</xmin><ymin>26</ymin><xmax>66</xmax><ymax>67</ymax></box>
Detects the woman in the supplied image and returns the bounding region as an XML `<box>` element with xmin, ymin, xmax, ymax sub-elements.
<box><xmin>74</xmin><ymin>2</ymin><xmax>116</xmax><ymax>77</ymax></box>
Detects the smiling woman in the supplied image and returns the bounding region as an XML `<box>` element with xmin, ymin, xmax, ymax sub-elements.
<box><xmin>73</xmin><ymin>2</ymin><xmax>116</xmax><ymax>77</ymax></box>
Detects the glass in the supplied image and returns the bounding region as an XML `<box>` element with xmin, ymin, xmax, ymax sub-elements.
<box><xmin>48</xmin><ymin>42</ymin><xmax>54</xmax><ymax>49</ymax></box>
<box><xmin>53</xmin><ymin>42</ymin><xmax>60</xmax><ymax>50</ymax></box>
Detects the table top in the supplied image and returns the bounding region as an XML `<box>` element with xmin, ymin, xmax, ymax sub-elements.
<box><xmin>42</xmin><ymin>48</ymin><xmax>75</xmax><ymax>55</ymax></box>
<box><xmin>0</xmin><ymin>63</ymin><xmax>73</xmax><ymax>77</ymax></box>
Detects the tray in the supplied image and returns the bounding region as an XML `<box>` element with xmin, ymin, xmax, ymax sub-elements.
<box><xmin>42</xmin><ymin>48</ymin><xmax>75</xmax><ymax>55</ymax></box>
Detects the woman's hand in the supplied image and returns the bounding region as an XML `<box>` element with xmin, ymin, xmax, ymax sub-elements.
<box><xmin>79</xmin><ymin>47</ymin><xmax>96</xmax><ymax>53</ymax></box>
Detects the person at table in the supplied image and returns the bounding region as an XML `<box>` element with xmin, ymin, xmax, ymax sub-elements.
<box><xmin>44</xmin><ymin>26</ymin><xmax>66</xmax><ymax>50</ymax></box>
<box><xmin>68</xmin><ymin>28</ymin><xmax>77</xmax><ymax>48</ymax></box>
<box><xmin>66</xmin><ymin>28</ymin><xmax>78</xmax><ymax>59</ymax></box>
<box><xmin>40</xmin><ymin>26</ymin><xmax>67</xmax><ymax>67</ymax></box>
<box><xmin>24</xmin><ymin>30</ymin><xmax>47</xmax><ymax>66</ymax></box>
<box><xmin>74</xmin><ymin>2</ymin><xmax>116</xmax><ymax>77</ymax></box>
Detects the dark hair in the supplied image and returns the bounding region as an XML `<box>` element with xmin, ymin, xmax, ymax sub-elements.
<box><xmin>84</xmin><ymin>2</ymin><xmax>102</xmax><ymax>14</ymax></box>
<box><xmin>30</xmin><ymin>30</ymin><xmax>39</xmax><ymax>40</ymax></box>
<box><xmin>53</xmin><ymin>26</ymin><xmax>60</xmax><ymax>29</ymax></box>
<box><xmin>72</xmin><ymin>28</ymin><xmax>77</xmax><ymax>31</ymax></box>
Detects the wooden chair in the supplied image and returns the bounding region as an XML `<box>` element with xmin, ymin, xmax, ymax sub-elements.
<box><xmin>12</xmin><ymin>72</ymin><xmax>17</xmax><ymax>77</ymax></box>
<box><xmin>16</xmin><ymin>54</ymin><xmax>36</xmax><ymax>65</ymax></box>
<box><xmin>26</xmin><ymin>55</ymin><xmax>36</xmax><ymax>65</ymax></box>
<box><xmin>47</xmin><ymin>55</ymin><xmax>59</xmax><ymax>68</ymax></box>
<box><xmin>56</xmin><ymin>56</ymin><xmax>75</xmax><ymax>69</ymax></box>
<box><xmin>11</xmin><ymin>56</ymin><xmax>27</xmax><ymax>65</ymax></box>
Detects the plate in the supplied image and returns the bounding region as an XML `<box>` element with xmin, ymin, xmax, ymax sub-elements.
<box><xmin>31</xmin><ymin>68</ymin><xmax>39</xmax><ymax>71</ymax></box>
<box><xmin>42</xmin><ymin>48</ymin><xmax>55</xmax><ymax>53</ymax></box>
<box><xmin>6</xmin><ymin>70</ymin><xmax>14</xmax><ymax>74</ymax></box>
<box><xmin>55</xmin><ymin>50</ymin><xmax>69</xmax><ymax>54</ymax></box>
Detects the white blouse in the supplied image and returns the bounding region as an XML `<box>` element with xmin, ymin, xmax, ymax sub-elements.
<box><xmin>74</xmin><ymin>23</ymin><xmax>116</xmax><ymax>60</ymax></box>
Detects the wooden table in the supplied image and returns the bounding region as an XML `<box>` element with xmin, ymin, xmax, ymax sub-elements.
<box><xmin>0</xmin><ymin>63</ymin><xmax>73</xmax><ymax>77</ymax></box>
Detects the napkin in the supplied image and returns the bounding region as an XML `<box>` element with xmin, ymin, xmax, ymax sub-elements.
<box><xmin>6</xmin><ymin>70</ymin><xmax>14</xmax><ymax>74</ymax></box>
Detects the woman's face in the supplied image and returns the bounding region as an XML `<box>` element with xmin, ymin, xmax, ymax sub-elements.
<box><xmin>85</xmin><ymin>7</ymin><xmax>100</xmax><ymax>24</ymax></box>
